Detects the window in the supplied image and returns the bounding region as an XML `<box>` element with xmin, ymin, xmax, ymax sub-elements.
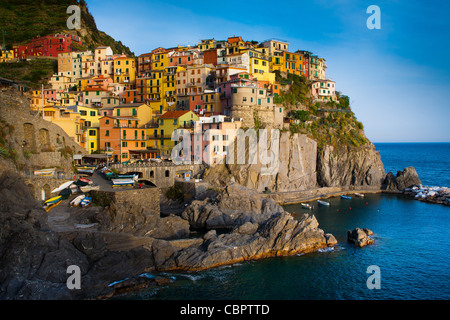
<box><xmin>106</xmin><ymin>130</ymin><xmax>109</xmax><ymax>136</ymax></box>
<box><xmin>122</xmin><ymin>142</ymin><xmax>127</xmax><ymax>147</ymax></box>
<box><xmin>89</xmin><ymin>130</ymin><xmax>96</xmax><ymax>136</ymax></box>
<box><xmin>90</xmin><ymin>111</ymin><xmax>96</xmax><ymax>116</ymax></box>
<box><xmin>165</xmin><ymin>170</ymin><xmax>170</xmax><ymax>177</ymax></box>
<box><xmin>116</xmin><ymin>109</ymin><xmax>120</xmax><ymax>116</ymax></box>
<box><xmin>90</xmin><ymin>142</ymin><xmax>94</xmax><ymax>149</ymax></box>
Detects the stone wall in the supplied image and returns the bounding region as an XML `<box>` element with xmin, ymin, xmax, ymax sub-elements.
<box><xmin>94</xmin><ymin>187</ymin><xmax>161</xmax><ymax>218</ymax></box>
<box><xmin>0</xmin><ymin>89</ymin><xmax>86</xmax><ymax>173</ymax></box>
<box><xmin>111</xmin><ymin>163</ymin><xmax>204</xmax><ymax>189</ymax></box>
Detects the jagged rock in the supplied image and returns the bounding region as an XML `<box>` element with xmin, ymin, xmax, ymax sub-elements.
<box><xmin>182</xmin><ymin>183</ymin><xmax>284</xmax><ymax>229</ymax></box>
<box><xmin>154</xmin><ymin>212</ymin><xmax>333</xmax><ymax>271</ymax></box>
<box><xmin>382</xmin><ymin>166</ymin><xmax>421</xmax><ymax>191</ymax></box>
<box><xmin>347</xmin><ymin>228</ymin><xmax>374</xmax><ymax>247</ymax></box>
<box><xmin>317</xmin><ymin>144</ymin><xmax>385</xmax><ymax>188</ymax></box>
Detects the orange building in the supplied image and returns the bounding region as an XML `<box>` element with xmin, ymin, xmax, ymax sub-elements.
<box><xmin>99</xmin><ymin>115</ymin><xmax>148</xmax><ymax>163</ymax></box>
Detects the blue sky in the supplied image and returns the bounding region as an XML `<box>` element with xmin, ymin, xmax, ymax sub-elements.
<box><xmin>87</xmin><ymin>0</ymin><xmax>450</xmax><ymax>142</ymax></box>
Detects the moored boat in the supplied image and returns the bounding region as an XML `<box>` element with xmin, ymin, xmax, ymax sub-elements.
<box><xmin>301</xmin><ymin>203</ymin><xmax>313</xmax><ymax>210</ymax></box>
<box><xmin>354</xmin><ymin>193</ymin><xmax>365</xmax><ymax>198</ymax></box>
<box><xmin>340</xmin><ymin>195</ymin><xmax>352</xmax><ymax>200</ymax></box>
<box><xmin>317</xmin><ymin>200</ymin><xmax>330</xmax><ymax>206</ymax></box>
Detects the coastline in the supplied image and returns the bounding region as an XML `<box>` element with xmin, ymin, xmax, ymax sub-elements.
<box><xmin>261</xmin><ymin>186</ymin><xmax>384</xmax><ymax>205</ymax></box>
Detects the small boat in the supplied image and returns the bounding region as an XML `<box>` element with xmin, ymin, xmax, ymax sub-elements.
<box><xmin>111</xmin><ymin>178</ymin><xmax>135</xmax><ymax>187</ymax></box>
<box><xmin>354</xmin><ymin>193</ymin><xmax>365</xmax><ymax>198</ymax></box>
<box><xmin>340</xmin><ymin>195</ymin><xmax>352</xmax><ymax>200</ymax></box>
<box><xmin>79</xmin><ymin>185</ymin><xmax>100</xmax><ymax>193</ymax></box>
<box><xmin>317</xmin><ymin>200</ymin><xmax>330</xmax><ymax>206</ymax></box>
<box><xmin>80</xmin><ymin>197</ymin><xmax>92</xmax><ymax>208</ymax></box>
<box><xmin>78</xmin><ymin>177</ymin><xmax>92</xmax><ymax>185</ymax></box>
<box><xmin>43</xmin><ymin>196</ymin><xmax>62</xmax><ymax>212</ymax></box>
<box><xmin>76</xmin><ymin>166</ymin><xmax>96</xmax><ymax>175</ymax></box>
<box><xmin>34</xmin><ymin>168</ymin><xmax>56</xmax><ymax>176</ymax></box>
<box><xmin>45</xmin><ymin>196</ymin><xmax>62</xmax><ymax>205</ymax></box>
<box><xmin>70</xmin><ymin>195</ymin><xmax>86</xmax><ymax>207</ymax></box>
<box><xmin>44</xmin><ymin>200</ymin><xmax>62</xmax><ymax>213</ymax></box>
<box><xmin>51</xmin><ymin>181</ymin><xmax>74</xmax><ymax>194</ymax></box>
<box><xmin>301</xmin><ymin>203</ymin><xmax>313</xmax><ymax>210</ymax></box>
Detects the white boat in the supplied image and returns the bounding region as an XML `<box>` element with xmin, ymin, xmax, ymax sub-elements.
<box><xmin>34</xmin><ymin>168</ymin><xmax>56</xmax><ymax>176</ymax></box>
<box><xmin>317</xmin><ymin>200</ymin><xmax>330</xmax><ymax>206</ymax></box>
<box><xmin>111</xmin><ymin>178</ymin><xmax>135</xmax><ymax>187</ymax></box>
<box><xmin>301</xmin><ymin>203</ymin><xmax>313</xmax><ymax>210</ymax></box>
<box><xmin>51</xmin><ymin>181</ymin><xmax>74</xmax><ymax>194</ymax></box>
<box><xmin>354</xmin><ymin>193</ymin><xmax>365</xmax><ymax>198</ymax></box>
<box><xmin>79</xmin><ymin>185</ymin><xmax>100</xmax><ymax>193</ymax></box>
<box><xmin>70</xmin><ymin>195</ymin><xmax>86</xmax><ymax>207</ymax></box>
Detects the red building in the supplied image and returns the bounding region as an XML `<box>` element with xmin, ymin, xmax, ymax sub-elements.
<box><xmin>15</xmin><ymin>33</ymin><xmax>83</xmax><ymax>58</ymax></box>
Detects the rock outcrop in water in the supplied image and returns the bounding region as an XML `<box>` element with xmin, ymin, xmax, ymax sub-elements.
<box><xmin>347</xmin><ymin>228</ymin><xmax>374</xmax><ymax>247</ymax></box>
<box><xmin>382</xmin><ymin>166</ymin><xmax>422</xmax><ymax>192</ymax></box>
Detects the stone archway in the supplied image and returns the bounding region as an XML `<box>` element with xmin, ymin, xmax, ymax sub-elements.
<box><xmin>39</xmin><ymin>128</ymin><xmax>51</xmax><ymax>151</ymax></box>
<box><xmin>42</xmin><ymin>184</ymin><xmax>51</xmax><ymax>201</ymax></box>
<box><xmin>23</xmin><ymin>123</ymin><xmax>37</xmax><ymax>153</ymax></box>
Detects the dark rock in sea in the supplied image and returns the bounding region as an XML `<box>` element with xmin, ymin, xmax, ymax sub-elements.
<box><xmin>347</xmin><ymin>228</ymin><xmax>374</xmax><ymax>247</ymax></box>
<box><xmin>382</xmin><ymin>166</ymin><xmax>422</xmax><ymax>191</ymax></box>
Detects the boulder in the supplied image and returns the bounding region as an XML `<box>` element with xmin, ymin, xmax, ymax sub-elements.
<box><xmin>383</xmin><ymin>166</ymin><xmax>421</xmax><ymax>191</ymax></box>
<box><xmin>182</xmin><ymin>182</ymin><xmax>284</xmax><ymax>230</ymax></box>
<box><xmin>347</xmin><ymin>228</ymin><xmax>374</xmax><ymax>247</ymax></box>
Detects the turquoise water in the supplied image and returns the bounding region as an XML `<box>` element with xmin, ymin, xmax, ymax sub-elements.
<box><xmin>131</xmin><ymin>143</ymin><xmax>450</xmax><ymax>300</ymax></box>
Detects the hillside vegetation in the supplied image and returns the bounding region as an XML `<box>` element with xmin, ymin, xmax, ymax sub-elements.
<box><xmin>275</xmin><ymin>71</ymin><xmax>368</xmax><ymax>149</ymax></box>
<box><xmin>0</xmin><ymin>0</ymin><xmax>133</xmax><ymax>56</ymax></box>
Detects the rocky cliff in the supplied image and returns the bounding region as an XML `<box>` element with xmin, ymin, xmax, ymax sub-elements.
<box><xmin>204</xmin><ymin>131</ymin><xmax>386</xmax><ymax>194</ymax></box>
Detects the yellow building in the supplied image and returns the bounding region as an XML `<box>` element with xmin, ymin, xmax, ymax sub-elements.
<box><xmin>114</xmin><ymin>56</ymin><xmax>136</xmax><ymax>85</ymax></box>
<box><xmin>43</xmin><ymin>106</ymin><xmax>84</xmax><ymax>147</ymax></box>
<box><xmin>148</xmin><ymin>110</ymin><xmax>198</xmax><ymax>158</ymax></box>
<box><xmin>112</xmin><ymin>103</ymin><xmax>153</xmax><ymax>126</ymax></box>
<box><xmin>78</xmin><ymin>105</ymin><xmax>101</xmax><ymax>153</ymax></box>
<box><xmin>0</xmin><ymin>50</ymin><xmax>16</xmax><ymax>63</ymax></box>
<box><xmin>284</xmin><ymin>52</ymin><xmax>304</xmax><ymax>76</ymax></box>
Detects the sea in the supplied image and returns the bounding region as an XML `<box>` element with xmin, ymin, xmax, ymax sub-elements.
<box><xmin>126</xmin><ymin>143</ymin><xmax>450</xmax><ymax>301</ymax></box>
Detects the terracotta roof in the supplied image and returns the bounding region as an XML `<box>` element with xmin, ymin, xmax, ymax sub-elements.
<box><xmin>159</xmin><ymin>110</ymin><xmax>191</xmax><ymax>119</ymax></box>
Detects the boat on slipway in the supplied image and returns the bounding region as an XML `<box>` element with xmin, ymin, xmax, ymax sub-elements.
<box><xmin>43</xmin><ymin>196</ymin><xmax>62</xmax><ymax>213</ymax></box>
<box><xmin>70</xmin><ymin>195</ymin><xmax>86</xmax><ymax>207</ymax></box>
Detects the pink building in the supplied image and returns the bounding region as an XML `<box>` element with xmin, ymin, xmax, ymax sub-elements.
<box><xmin>190</xmin><ymin>115</ymin><xmax>242</xmax><ymax>165</ymax></box>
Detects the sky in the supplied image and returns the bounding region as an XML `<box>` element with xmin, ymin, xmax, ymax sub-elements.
<box><xmin>87</xmin><ymin>0</ymin><xmax>450</xmax><ymax>143</ymax></box>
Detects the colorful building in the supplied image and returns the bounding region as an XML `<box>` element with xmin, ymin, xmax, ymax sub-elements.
<box><xmin>99</xmin><ymin>115</ymin><xmax>148</xmax><ymax>162</ymax></box>
<box><xmin>114</xmin><ymin>56</ymin><xmax>136</xmax><ymax>85</ymax></box>
<box><xmin>148</xmin><ymin>110</ymin><xmax>198</xmax><ymax>158</ymax></box>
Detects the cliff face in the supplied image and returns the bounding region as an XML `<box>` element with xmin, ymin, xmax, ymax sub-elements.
<box><xmin>204</xmin><ymin>131</ymin><xmax>385</xmax><ymax>193</ymax></box>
